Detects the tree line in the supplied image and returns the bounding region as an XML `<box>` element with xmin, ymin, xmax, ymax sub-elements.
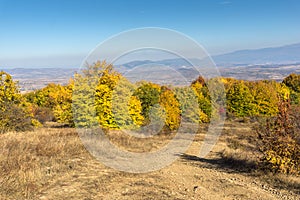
<box><xmin>1</xmin><ymin>61</ymin><xmax>299</xmax><ymax>132</ymax></box>
<box><xmin>1</xmin><ymin>61</ymin><xmax>299</xmax><ymax>174</ymax></box>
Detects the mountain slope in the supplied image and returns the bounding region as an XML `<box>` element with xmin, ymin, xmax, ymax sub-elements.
<box><xmin>213</xmin><ymin>43</ymin><xmax>300</xmax><ymax>65</ymax></box>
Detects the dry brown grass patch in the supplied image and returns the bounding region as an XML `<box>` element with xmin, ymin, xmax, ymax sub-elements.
<box><xmin>0</xmin><ymin>128</ymin><xmax>89</xmax><ymax>199</ymax></box>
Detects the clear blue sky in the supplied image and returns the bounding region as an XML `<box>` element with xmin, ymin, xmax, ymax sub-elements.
<box><xmin>0</xmin><ymin>0</ymin><xmax>300</xmax><ymax>67</ymax></box>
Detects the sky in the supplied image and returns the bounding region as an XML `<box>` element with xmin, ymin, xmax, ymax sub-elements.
<box><xmin>0</xmin><ymin>0</ymin><xmax>300</xmax><ymax>68</ymax></box>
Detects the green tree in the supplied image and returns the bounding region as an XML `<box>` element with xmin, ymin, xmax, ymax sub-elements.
<box><xmin>226</xmin><ymin>81</ymin><xmax>256</xmax><ymax>117</ymax></box>
<box><xmin>133</xmin><ymin>82</ymin><xmax>161</xmax><ymax>123</ymax></box>
<box><xmin>283</xmin><ymin>73</ymin><xmax>300</xmax><ymax>104</ymax></box>
<box><xmin>174</xmin><ymin>87</ymin><xmax>199</xmax><ymax>123</ymax></box>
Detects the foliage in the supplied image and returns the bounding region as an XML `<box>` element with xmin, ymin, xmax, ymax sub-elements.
<box><xmin>282</xmin><ymin>73</ymin><xmax>300</xmax><ymax>92</ymax></box>
<box><xmin>159</xmin><ymin>86</ymin><xmax>181</xmax><ymax>131</ymax></box>
<box><xmin>226</xmin><ymin>80</ymin><xmax>256</xmax><ymax>117</ymax></box>
<box><xmin>174</xmin><ymin>87</ymin><xmax>199</xmax><ymax>123</ymax></box>
<box><xmin>31</xmin><ymin>105</ymin><xmax>54</xmax><ymax>123</ymax></box>
<box><xmin>191</xmin><ymin>76</ymin><xmax>211</xmax><ymax>122</ymax></box>
<box><xmin>128</xmin><ymin>95</ymin><xmax>144</xmax><ymax>127</ymax></box>
<box><xmin>256</xmin><ymin>100</ymin><xmax>300</xmax><ymax>175</ymax></box>
<box><xmin>72</xmin><ymin>72</ymin><xmax>99</xmax><ymax>128</ymax></box>
<box><xmin>133</xmin><ymin>82</ymin><xmax>161</xmax><ymax>123</ymax></box>
<box><xmin>53</xmin><ymin>81</ymin><xmax>73</xmax><ymax>124</ymax></box>
<box><xmin>282</xmin><ymin>73</ymin><xmax>300</xmax><ymax>104</ymax></box>
<box><xmin>25</xmin><ymin>81</ymin><xmax>74</xmax><ymax>125</ymax></box>
<box><xmin>73</xmin><ymin>61</ymin><xmax>144</xmax><ymax>129</ymax></box>
<box><xmin>247</xmin><ymin>81</ymin><xmax>279</xmax><ymax>116</ymax></box>
<box><xmin>0</xmin><ymin>71</ymin><xmax>21</xmax><ymax>104</ymax></box>
<box><xmin>0</xmin><ymin>71</ymin><xmax>33</xmax><ymax>133</ymax></box>
<box><xmin>110</xmin><ymin>78</ymin><xmax>144</xmax><ymax>129</ymax></box>
<box><xmin>94</xmin><ymin>61</ymin><xmax>121</xmax><ymax>129</ymax></box>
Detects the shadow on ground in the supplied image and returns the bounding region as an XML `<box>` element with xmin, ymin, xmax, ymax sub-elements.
<box><xmin>179</xmin><ymin>153</ymin><xmax>257</xmax><ymax>173</ymax></box>
<box><xmin>179</xmin><ymin>153</ymin><xmax>300</xmax><ymax>195</ymax></box>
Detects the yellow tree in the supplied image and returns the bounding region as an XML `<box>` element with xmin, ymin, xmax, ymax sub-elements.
<box><xmin>25</xmin><ymin>81</ymin><xmax>74</xmax><ymax>125</ymax></box>
<box><xmin>247</xmin><ymin>81</ymin><xmax>279</xmax><ymax>116</ymax></box>
<box><xmin>226</xmin><ymin>80</ymin><xmax>256</xmax><ymax>117</ymax></box>
<box><xmin>191</xmin><ymin>76</ymin><xmax>211</xmax><ymax>122</ymax></box>
<box><xmin>159</xmin><ymin>86</ymin><xmax>181</xmax><ymax>131</ymax></box>
<box><xmin>75</xmin><ymin>61</ymin><xmax>144</xmax><ymax>129</ymax></box>
<box><xmin>0</xmin><ymin>71</ymin><xmax>33</xmax><ymax>132</ymax></box>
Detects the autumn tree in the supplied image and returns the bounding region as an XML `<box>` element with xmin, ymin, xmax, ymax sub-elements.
<box><xmin>0</xmin><ymin>71</ymin><xmax>33</xmax><ymax>132</ymax></box>
<box><xmin>133</xmin><ymin>82</ymin><xmax>162</xmax><ymax>123</ymax></box>
<box><xmin>25</xmin><ymin>81</ymin><xmax>74</xmax><ymax>125</ymax></box>
<box><xmin>226</xmin><ymin>80</ymin><xmax>256</xmax><ymax>117</ymax></box>
<box><xmin>247</xmin><ymin>81</ymin><xmax>280</xmax><ymax>116</ymax></box>
<box><xmin>73</xmin><ymin>61</ymin><xmax>144</xmax><ymax>129</ymax></box>
<box><xmin>174</xmin><ymin>86</ymin><xmax>199</xmax><ymax>123</ymax></box>
<box><xmin>191</xmin><ymin>76</ymin><xmax>211</xmax><ymax>122</ymax></box>
<box><xmin>256</xmin><ymin>100</ymin><xmax>300</xmax><ymax>174</ymax></box>
<box><xmin>159</xmin><ymin>86</ymin><xmax>181</xmax><ymax>131</ymax></box>
<box><xmin>283</xmin><ymin>73</ymin><xmax>300</xmax><ymax>104</ymax></box>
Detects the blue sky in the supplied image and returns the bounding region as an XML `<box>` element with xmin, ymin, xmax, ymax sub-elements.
<box><xmin>0</xmin><ymin>0</ymin><xmax>300</xmax><ymax>67</ymax></box>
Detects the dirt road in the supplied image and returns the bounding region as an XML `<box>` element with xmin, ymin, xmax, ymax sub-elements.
<box><xmin>35</xmin><ymin>124</ymin><xmax>298</xmax><ymax>200</ymax></box>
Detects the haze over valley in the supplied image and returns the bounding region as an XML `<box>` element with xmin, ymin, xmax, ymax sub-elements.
<box><xmin>3</xmin><ymin>43</ymin><xmax>300</xmax><ymax>92</ymax></box>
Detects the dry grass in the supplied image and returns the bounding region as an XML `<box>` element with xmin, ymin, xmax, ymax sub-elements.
<box><xmin>0</xmin><ymin>127</ymin><xmax>89</xmax><ymax>199</ymax></box>
<box><xmin>106</xmin><ymin>130</ymin><xmax>175</xmax><ymax>153</ymax></box>
<box><xmin>0</xmin><ymin>121</ymin><xmax>299</xmax><ymax>199</ymax></box>
<box><xmin>220</xmin><ymin>120</ymin><xmax>300</xmax><ymax>194</ymax></box>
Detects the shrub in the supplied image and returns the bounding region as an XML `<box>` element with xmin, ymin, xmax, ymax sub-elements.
<box><xmin>256</xmin><ymin>100</ymin><xmax>300</xmax><ymax>175</ymax></box>
<box><xmin>282</xmin><ymin>73</ymin><xmax>300</xmax><ymax>104</ymax></box>
<box><xmin>31</xmin><ymin>105</ymin><xmax>54</xmax><ymax>123</ymax></box>
<box><xmin>0</xmin><ymin>102</ymin><xmax>33</xmax><ymax>133</ymax></box>
<box><xmin>0</xmin><ymin>71</ymin><xmax>33</xmax><ymax>133</ymax></box>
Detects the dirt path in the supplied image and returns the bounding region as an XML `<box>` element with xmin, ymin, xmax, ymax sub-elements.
<box><xmin>36</xmin><ymin>125</ymin><xmax>298</xmax><ymax>200</ymax></box>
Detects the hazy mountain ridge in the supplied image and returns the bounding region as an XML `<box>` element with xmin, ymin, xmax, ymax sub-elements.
<box><xmin>213</xmin><ymin>43</ymin><xmax>300</xmax><ymax>66</ymax></box>
<box><xmin>117</xmin><ymin>43</ymin><xmax>300</xmax><ymax>68</ymax></box>
<box><xmin>1</xmin><ymin>43</ymin><xmax>300</xmax><ymax>91</ymax></box>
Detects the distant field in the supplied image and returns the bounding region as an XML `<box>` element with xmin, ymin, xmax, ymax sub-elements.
<box><xmin>2</xmin><ymin>63</ymin><xmax>300</xmax><ymax>93</ymax></box>
<box><xmin>2</xmin><ymin>68</ymin><xmax>77</xmax><ymax>92</ymax></box>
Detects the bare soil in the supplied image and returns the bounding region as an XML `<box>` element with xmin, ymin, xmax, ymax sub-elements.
<box><xmin>0</xmin><ymin>121</ymin><xmax>299</xmax><ymax>200</ymax></box>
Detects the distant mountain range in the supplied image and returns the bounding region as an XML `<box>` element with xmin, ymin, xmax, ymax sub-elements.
<box><xmin>213</xmin><ymin>43</ymin><xmax>300</xmax><ymax>66</ymax></box>
<box><xmin>118</xmin><ymin>43</ymin><xmax>300</xmax><ymax>68</ymax></box>
<box><xmin>1</xmin><ymin>42</ymin><xmax>300</xmax><ymax>91</ymax></box>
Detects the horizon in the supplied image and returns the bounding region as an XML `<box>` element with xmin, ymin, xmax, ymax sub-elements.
<box><xmin>1</xmin><ymin>41</ymin><xmax>300</xmax><ymax>69</ymax></box>
<box><xmin>1</xmin><ymin>0</ymin><xmax>300</xmax><ymax>68</ymax></box>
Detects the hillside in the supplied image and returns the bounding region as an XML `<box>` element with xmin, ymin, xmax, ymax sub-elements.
<box><xmin>213</xmin><ymin>43</ymin><xmax>300</xmax><ymax>66</ymax></box>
